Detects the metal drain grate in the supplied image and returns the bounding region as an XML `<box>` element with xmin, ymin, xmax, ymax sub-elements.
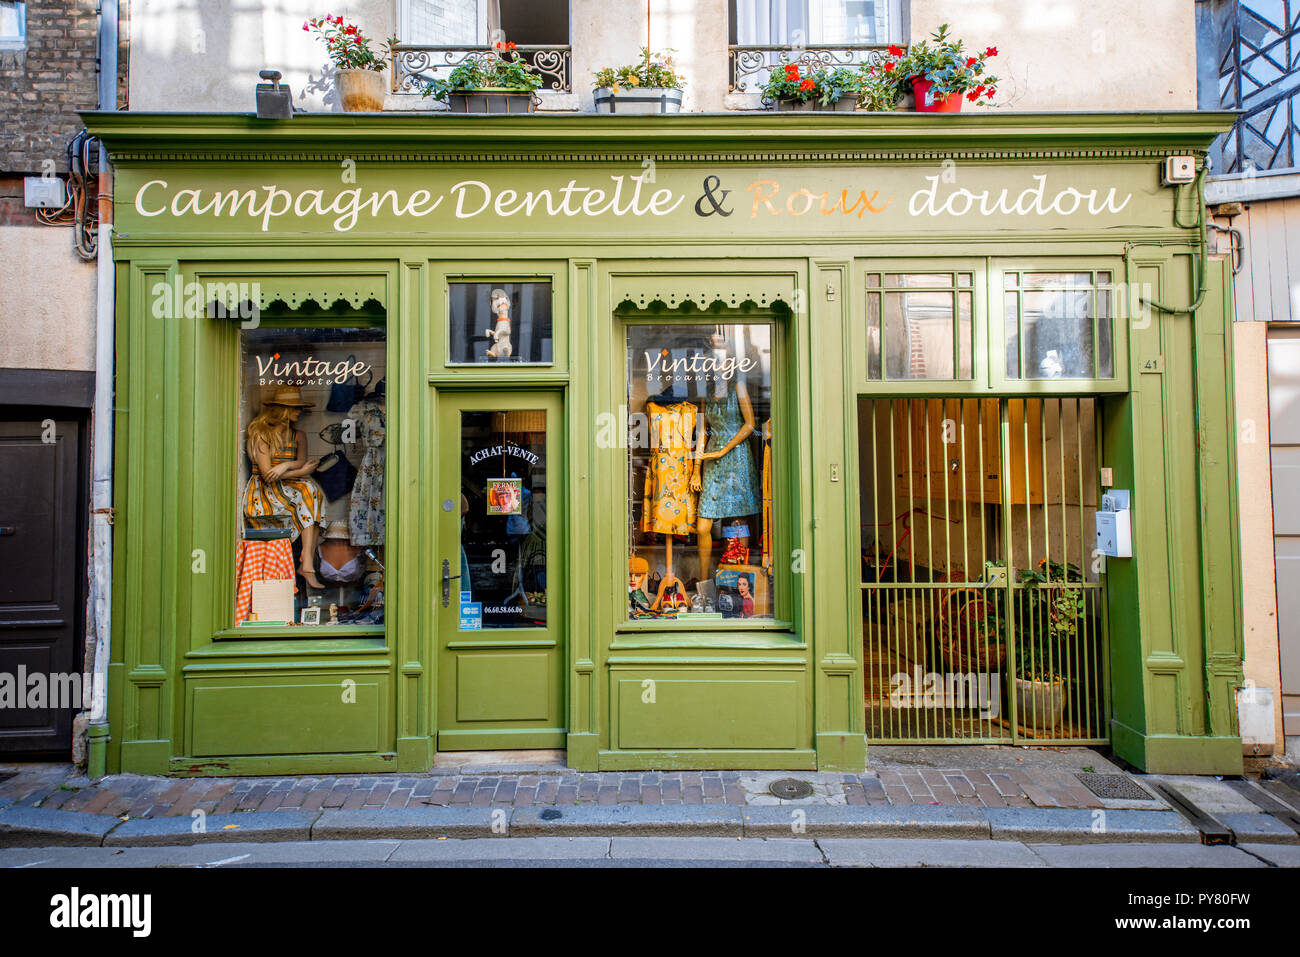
<box><xmin>768</xmin><ymin>778</ymin><xmax>814</xmax><ymax>800</ymax></box>
<box><xmin>1074</xmin><ymin>772</ymin><xmax>1155</xmax><ymax>801</ymax></box>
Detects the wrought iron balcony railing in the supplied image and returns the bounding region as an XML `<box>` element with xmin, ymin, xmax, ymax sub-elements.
<box><xmin>729</xmin><ymin>43</ymin><xmax>895</xmax><ymax>95</ymax></box>
<box><xmin>390</xmin><ymin>44</ymin><xmax>572</xmax><ymax>95</ymax></box>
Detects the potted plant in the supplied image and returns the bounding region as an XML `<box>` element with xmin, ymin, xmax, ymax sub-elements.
<box><xmin>761</xmin><ymin>59</ymin><xmax>861</xmax><ymax>111</ymax></box>
<box><xmin>855</xmin><ymin>45</ymin><xmax>908</xmax><ymax>112</ymax></box>
<box><xmin>593</xmin><ymin>48</ymin><xmax>685</xmax><ymax>113</ymax></box>
<box><xmin>421</xmin><ymin>40</ymin><xmax>543</xmax><ymax>114</ymax></box>
<box><xmin>893</xmin><ymin>23</ymin><xmax>998</xmax><ymax>113</ymax></box>
<box><xmin>304</xmin><ymin>16</ymin><xmax>394</xmax><ymax>113</ymax></box>
<box><xmin>1013</xmin><ymin>560</ymin><xmax>1085</xmax><ymax>730</ymax></box>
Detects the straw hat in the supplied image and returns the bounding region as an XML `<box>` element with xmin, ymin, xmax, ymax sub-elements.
<box><xmin>265</xmin><ymin>386</ymin><xmax>313</xmax><ymax>408</ymax></box>
<box><xmin>325</xmin><ymin>521</ymin><xmax>351</xmax><ymax>541</ymax></box>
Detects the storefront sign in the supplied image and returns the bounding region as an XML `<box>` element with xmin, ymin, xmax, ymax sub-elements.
<box><xmin>116</xmin><ymin>163</ymin><xmax>1159</xmax><ymax>238</ymax></box>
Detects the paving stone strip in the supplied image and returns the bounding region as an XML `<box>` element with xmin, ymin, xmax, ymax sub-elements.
<box><xmin>0</xmin><ymin>764</ymin><xmax>1150</xmax><ymax>819</ymax></box>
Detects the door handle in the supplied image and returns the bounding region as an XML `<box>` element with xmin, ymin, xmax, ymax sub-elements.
<box><xmin>441</xmin><ymin>558</ymin><xmax>461</xmax><ymax>607</ymax></box>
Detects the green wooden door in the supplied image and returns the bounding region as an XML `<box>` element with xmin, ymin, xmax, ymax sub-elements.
<box><xmin>435</xmin><ymin>391</ymin><xmax>565</xmax><ymax>750</ymax></box>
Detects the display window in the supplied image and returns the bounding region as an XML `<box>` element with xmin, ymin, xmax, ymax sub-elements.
<box><xmin>625</xmin><ymin>322</ymin><xmax>775</xmax><ymax>622</ymax></box>
<box><xmin>448</xmin><ymin>281</ymin><xmax>554</xmax><ymax>365</ymax></box>
<box><xmin>234</xmin><ymin>324</ymin><xmax>387</xmax><ymax>628</ymax></box>
<box><xmin>1004</xmin><ymin>271</ymin><xmax>1114</xmax><ymax>379</ymax></box>
<box><xmin>865</xmin><ymin>271</ymin><xmax>974</xmax><ymax>382</ymax></box>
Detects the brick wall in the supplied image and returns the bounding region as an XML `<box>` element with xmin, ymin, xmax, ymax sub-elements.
<box><xmin>0</xmin><ymin>0</ymin><xmax>129</xmax><ymax>175</ymax></box>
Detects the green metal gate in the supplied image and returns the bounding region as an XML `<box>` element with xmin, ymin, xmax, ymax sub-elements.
<box><xmin>858</xmin><ymin>397</ymin><xmax>1109</xmax><ymax>744</ymax></box>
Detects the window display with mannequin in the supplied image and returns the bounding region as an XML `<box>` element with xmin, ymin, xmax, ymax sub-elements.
<box><xmin>626</xmin><ymin>322</ymin><xmax>774</xmax><ymax>622</ymax></box>
<box><xmin>235</xmin><ymin>325</ymin><xmax>387</xmax><ymax>629</ymax></box>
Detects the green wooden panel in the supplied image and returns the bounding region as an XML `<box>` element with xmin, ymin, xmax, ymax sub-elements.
<box><xmin>455</xmin><ymin>653</ymin><xmax>551</xmax><ymax>722</ymax></box>
<box><xmin>189</xmin><ymin>678</ymin><xmax>387</xmax><ymax>756</ymax></box>
<box><xmin>615</xmin><ymin>677</ymin><xmax>801</xmax><ymax>750</ymax></box>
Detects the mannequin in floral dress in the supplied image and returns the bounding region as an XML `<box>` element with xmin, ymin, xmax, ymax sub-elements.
<box><xmin>244</xmin><ymin>386</ymin><xmax>326</xmax><ymax>588</ymax></box>
<box><xmin>694</xmin><ymin>368</ymin><xmax>761</xmax><ymax>578</ymax></box>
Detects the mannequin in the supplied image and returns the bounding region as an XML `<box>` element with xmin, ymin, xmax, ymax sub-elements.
<box><xmin>641</xmin><ymin>397</ymin><xmax>698</xmax><ymax>613</ymax></box>
<box><xmin>318</xmin><ymin>521</ymin><xmax>364</xmax><ymax>584</ymax></box>
<box><xmin>245</xmin><ymin>386</ymin><xmax>325</xmax><ymax>588</ymax></box>
<box><xmin>693</xmin><ymin>335</ymin><xmax>761</xmax><ymax>578</ymax></box>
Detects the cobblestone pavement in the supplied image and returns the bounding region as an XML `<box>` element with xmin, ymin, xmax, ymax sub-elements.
<box><xmin>0</xmin><ymin>761</ymin><xmax>1108</xmax><ymax>818</ymax></box>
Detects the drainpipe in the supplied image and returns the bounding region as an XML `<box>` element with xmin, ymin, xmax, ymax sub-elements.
<box><xmin>86</xmin><ymin>0</ymin><xmax>118</xmax><ymax>780</ymax></box>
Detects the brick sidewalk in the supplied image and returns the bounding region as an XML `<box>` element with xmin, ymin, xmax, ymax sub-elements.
<box><xmin>0</xmin><ymin>763</ymin><xmax>1104</xmax><ymax>819</ymax></box>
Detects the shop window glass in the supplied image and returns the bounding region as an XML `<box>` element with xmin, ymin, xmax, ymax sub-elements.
<box><xmin>626</xmin><ymin>323</ymin><xmax>775</xmax><ymax>622</ymax></box>
<box><xmin>865</xmin><ymin>272</ymin><xmax>973</xmax><ymax>381</ymax></box>
<box><xmin>457</xmin><ymin>410</ymin><xmax>548</xmax><ymax>629</ymax></box>
<box><xmin>1004</xmin><ymin>271</ymin><xmax>1114</xmax><ymax>380</ymax></box>
<box><xmin>448</xmin><ymin>281</ymin><xmax>553</xmax><ymax>365</ymax></box>
<box><xmin>235</xmin><ymin>326</ymin><xmax>386</xmax><ymax>628</ymax></box>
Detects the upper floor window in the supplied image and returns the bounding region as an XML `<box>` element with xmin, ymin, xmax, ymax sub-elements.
<box><xmin>1200</xmin><ymin>0</ymin><xmax>1300</xmax><ymax>174</ymax></box>
<box><xmin>398</xmin><ymin>0</ymin><xmax>569</xmax><ymax>45</ymax></box>
<box><xmin>0</xmin><ymin>1</ymin><xmax>26</xmax><ymax>50</ymax></box>
<box><xmin>730</xmin><ymin>0</ymin><xmax>906</xmax><ymax>45</ymax></box>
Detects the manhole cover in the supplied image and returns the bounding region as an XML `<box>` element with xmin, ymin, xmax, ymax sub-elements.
<box><xmin>768</xmin><ymin>778</ymin><xmax>814</xmax><ymax>800</ymax></box>
<box><xmin>1074</xmin><ymin>772</ymin><xmax>1155</xmax><ymax>801</ymax></box>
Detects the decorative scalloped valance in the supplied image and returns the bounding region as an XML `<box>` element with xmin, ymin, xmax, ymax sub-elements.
<box><xmin>201</xmin><ymin>275</ymin><xmax>388</xmax><ymax>315</ymax></box>
<box><xmin>613</xmin><ymin>275</ymin><xmax>796</xmax><ymax>312</ymax></box>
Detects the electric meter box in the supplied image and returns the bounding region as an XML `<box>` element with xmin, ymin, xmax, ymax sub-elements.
<box><xmin>1096</xmin><ymin>489</ymin><xmax>1132</xmax><ymax>558</ymax></box>
<box><xmin>24</xmin><ymin>176</ymin><xmax>65</xmax><ymax>209</ymax></box>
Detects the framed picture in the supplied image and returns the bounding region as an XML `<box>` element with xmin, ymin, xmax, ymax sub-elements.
<box><xmin>300</xmin><ymin>606</ymin><xmax>321</xmax><ymax>626</ymax></box>
<box><xmin>486</xmin><ymin>477</ymin><xmax>522</xmax><ymax>515</ymax></box>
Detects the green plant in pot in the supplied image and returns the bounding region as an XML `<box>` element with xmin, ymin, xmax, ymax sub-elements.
<box><xmin>593</xmin><ymin>48</ymin><xmax>685</xmax><ymax>113</ymax></box>
<box><xmin>1013</xmin><ymin>559</ymin><xmax>1085</xmax><ymax>731</ymax></box>
<box><xmin>420</xmin><ymin>40</ymin><xmax>543</xmax><ymax>113</ymax></box>
<box><xmin>893</xmin><ymin>23</ymin><xmax>999</xmax><ymax>113</ymax></box>
<box><xmin>760</xmin><ymin>59</ymin><xmax>863</xmax><ymax>111</ymax></box>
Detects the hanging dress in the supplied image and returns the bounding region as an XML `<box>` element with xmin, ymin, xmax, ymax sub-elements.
<box><xmin>698</xmin><ymin>390</ymin><xmax>761</xmax><ymax>520</ymax></box>
<box><xmin>243</xmin><ymin>431</ymin><xmax>328</xmax><ymax>541</ymax></box>
<box><xmin>641</xmin><ymin>400</ymin><xmax>698</xmax><ymax>536</ymax></box>
<box><xmin>347</xmin><ymin>397</ymin><xmax>386</xmax><ymax>546</ymax></box>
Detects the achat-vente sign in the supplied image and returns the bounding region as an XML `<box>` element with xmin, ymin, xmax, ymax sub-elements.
<box><xmin>115</xmin><ymin>162</ymin><xmax>1166</xmax><ymax>237</ymax></box>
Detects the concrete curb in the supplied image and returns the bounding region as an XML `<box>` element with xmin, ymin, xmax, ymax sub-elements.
<box><xmin>0</xmin><ymin>805</ymin><xmax>123</xmax><ymax>847</ymax></box>
<box><xmin>104</xmin><ymin>811</ymin><xmax>319</xmax><ymax>846</ymax></box>
<box><xmin>313</xmin><ymin>807</ymin><xmax>504</xmax><ymax>840</ymax></box>
<box><xmin>1219</xmin><ymin>812</ymin><xmax>1300</xmax><ymax>844</ymax></box>
<box><xmin>511</xmin><ymin>804</ymin><xmax>744</xmax><ymax>837</ymax></box>
<box><xmin>983</xmin><ymin>808</ymin><xmax>1199</xmax><ymax>844</ymax></box>
<box><xmin>742</xmin><ymin>804</ymin><xmax>989</xmax><ymax>839</ymax></box>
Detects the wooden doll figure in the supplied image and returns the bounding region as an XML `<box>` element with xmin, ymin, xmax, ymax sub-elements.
<box><xmin>244</xmin><ymin>386</ymin><xmax>326</xmax><ymax>588</ymax></box>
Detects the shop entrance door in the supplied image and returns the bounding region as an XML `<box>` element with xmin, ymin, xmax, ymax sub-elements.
<box><xmin>435</xmin><ymin>392</ymin><xmax>564</xmax><ymax>750</ymax></box>
<box><xmin>857</xmin><ymin>397</ymin><xmax>1109</xmax><ymax>744</ymax></box>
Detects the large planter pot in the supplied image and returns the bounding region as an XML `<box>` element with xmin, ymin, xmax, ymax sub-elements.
<box><xmin>775</xmin><ymin>96</ymin><xmax>856</xmax><ymax>112</ymax></box>
<box><xmin>446</xmin><ymin>89</ymin><xmax>537</xmax><ymax>114</ymax></box>
<box><xmin>336</xmin><ymin>68</ymin><xmax>386</xmax><ymax>113</ymax></box>
<box><xmin>1014</xmin><ymin>676</ymin><xmax>1067</xmax><ymax>730</ymax></box>
<box><xmin>593</xmin><ymin>87</ymin><xmax>683</xmax><ymax>114</ymax></box>
<box><xmin>911</xmin><ymin>78</ymin><xmax>963</xmax><ymax>113</ymax></box>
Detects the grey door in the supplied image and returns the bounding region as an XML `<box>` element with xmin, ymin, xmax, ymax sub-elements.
<box><xmin>1268</xmin><ymin>328</ymin><xmax>1300</xmax><ymax>746</ymax></box>
<box><xmin>0</xmin><ymin>417</ymin><xmax>85</xmax><ymax>752</ymax></box>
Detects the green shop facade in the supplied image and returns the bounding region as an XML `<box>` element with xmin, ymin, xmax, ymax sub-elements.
<box><xmin>83</xmin><ymin>110</ymin><xmax>1247</xmax><ymax>777</ymax></box>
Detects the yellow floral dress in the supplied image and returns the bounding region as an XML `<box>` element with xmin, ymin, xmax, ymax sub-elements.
<box><xmin>244</xmin><ymin>431</ymin><xmax>327</xmax><ymax>542</ymax></box>
<box><xmin>641</xmin><ymin>400</ymin><xmax>698</xmax><ymax>536</ymax></box>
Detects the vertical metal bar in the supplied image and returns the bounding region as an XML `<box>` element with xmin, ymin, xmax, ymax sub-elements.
<box><xmin>1041</xmin><ymin>400</ymin><xmax>1054</xmax><ymax>737</ymax></box>
<box><xmin>1002</xmin><ymin>399</ymin><xmax>1018</xmax><ymax>740</ymax></box>
<box><xmin>924</xmin><ymin>400</ymin><xmax>936</xmax><ymax>740</ymax></box>
<box><xmin>1097</xmin><ymin>397</ymin><xmax>1111</xmax><ymax>737</ymax></box>
<box><xmin>1076</xmin><ymin>397</ymin><xmax>1089</xmax><ymax>736</ymax></box>
<box><xmin>887</xmin><ymin>400</ymin><xmax>899</xmax><ymax>739</ymax></box>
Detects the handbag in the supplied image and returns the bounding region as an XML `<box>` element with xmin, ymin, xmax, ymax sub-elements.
<box><xmin>315</xmin><ymin>450</ymin><xmax>357</xmax><ymax>502</ymax></box>
<box><xmin>326</xmin><ymin>355</ymin><xmax>373</xmax><ymax>413</ymax></box>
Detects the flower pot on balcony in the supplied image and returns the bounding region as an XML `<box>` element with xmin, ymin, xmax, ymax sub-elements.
<box><xmin>593</xmin><ymin>87</ymin><xmax>683</xmax><ymax>114</ymax></box>
<box><xmin>336</xmin><ymin>68</ymin><xmax>386</xmax><ymax>113</ymax></box>
<box><xmin>911</xmin><ymin>78</ymin><xmax>962</xmax><ymax>113</ymax></box>
<box><xmin>775</xmin><ymin>96</ymin><xmax>857</xmax><ymax>112</ymax></box>
<box><xmin>446</xmin><ymin>89</ymin><xmax>538</xmax><ymax>114</ymax></box>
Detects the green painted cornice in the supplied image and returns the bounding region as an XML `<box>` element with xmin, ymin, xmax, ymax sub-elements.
<box><xmin>80</xmin><ymin>110</ymin><xmax>1236</xmax><ymax>163</ymax></box>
